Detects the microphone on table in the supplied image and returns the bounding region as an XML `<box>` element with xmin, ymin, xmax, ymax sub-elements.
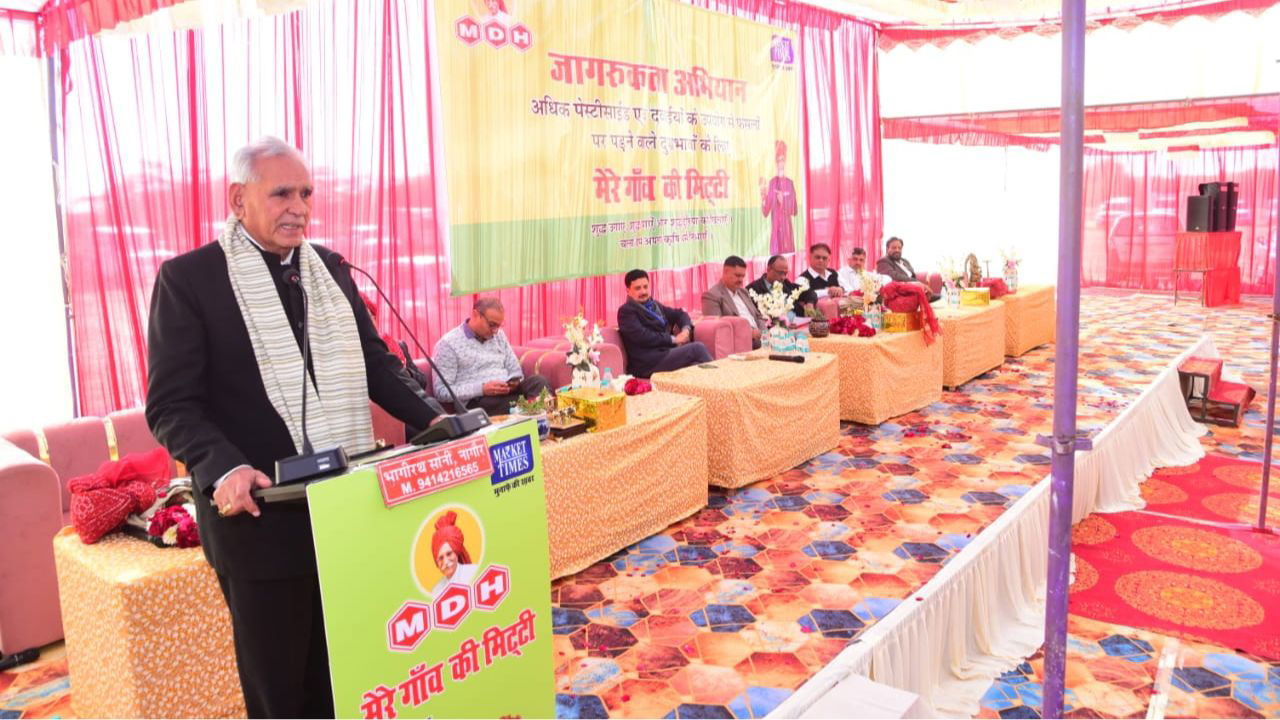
<box><xmin>331</xmin><ymin>254</ymin><xmax>491</xmax><ymax>446</ymax></box>
<box><xmin>274</xmin><ymin>266</ymin><xmax>350</xmax><ymax>485</ymax></box>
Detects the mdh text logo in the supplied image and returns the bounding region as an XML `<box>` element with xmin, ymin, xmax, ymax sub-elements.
<box><xmin>455</xmin><ymin>16</ymin><xmax>532</xmax><ymax>51</ymax></box>
<box><xmin>387</xmin><ymin>564</ymin><xmax>511</xmax><ymax>652</ymax></box>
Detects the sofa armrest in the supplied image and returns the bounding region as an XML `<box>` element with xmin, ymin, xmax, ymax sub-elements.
<box><xmin>0</xmin><ymin>438</ymin><xmax>65</xmax><ymax>653</ymax></box>
<box><xmin>521</xmin><ymin>338</ymin><xmax>626</xmax><ymax>382</ymax></box>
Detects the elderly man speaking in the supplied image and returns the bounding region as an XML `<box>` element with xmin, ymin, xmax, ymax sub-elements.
<box><xmin>145</xmin><ymin>137</ymin><xmax>446</xmax><ymax>718</ymax></box>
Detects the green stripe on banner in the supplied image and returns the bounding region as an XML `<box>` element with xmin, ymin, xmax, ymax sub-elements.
<box><xmin>448</xmin><ymin>205</ymin><xmax>802</xmax><ymax>295</ymax></box>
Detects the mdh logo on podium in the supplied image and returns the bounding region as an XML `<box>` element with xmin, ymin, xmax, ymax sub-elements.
<box><xmin>386</xmin><ymin>564</ymin><xmax>511</xmax><ymax>652</ymax></box>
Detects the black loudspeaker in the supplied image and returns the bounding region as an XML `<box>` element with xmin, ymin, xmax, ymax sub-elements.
<box><xmin>1212</xmin><ymin>189</ymin><xmax>1229</xmax><ymax>231</ymax></box>
<box><xmin>1199</xmin><ymin>182</ymin><xmax>1221</xmax><ymax>196</ymax></box>
<box><xmin>1187</xmin><ymin>195</ymin><xmax>1211</xmax><ymax>231</ymax></box>
<box><xmin>1225</xmin><ymin>182</ymin><xmax>1239</xmax><ymax>231</ymax></box>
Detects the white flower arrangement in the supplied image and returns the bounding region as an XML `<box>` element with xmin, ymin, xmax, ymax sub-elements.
<box><xmin>563</xmin><ymin>312</ymin><xmax>605</xmax><ymax>389</ymax></box>
<box><xmin>937</xmin><ymin>256</ymin><xmax>966</xmax><ymax>289</ymax></box>
<box><xmin>748</xmin><ymin>278</ymin><xmax>809</xmax><ymax>324</ymax></box>
<box><xmin>858</xmin><ymin>271</ymin><xmax>881</xmax><ymax>310</ymax></box>
<box><xmin>1000</xmin><ymin>247</ymin><xmax>1022</xmax><ymax>270</ymax></box>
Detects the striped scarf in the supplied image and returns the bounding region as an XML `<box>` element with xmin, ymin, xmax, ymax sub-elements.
<box><xmin>218</xmin><ymin>217</ymin><xmax>375</xmax><ymax>457</ymax></box>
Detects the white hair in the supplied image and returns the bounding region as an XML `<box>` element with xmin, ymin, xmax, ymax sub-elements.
<box><xmin>230</xmin><ymin>137</ymin><xmax>305</xmax><ymax>184</ymax></box>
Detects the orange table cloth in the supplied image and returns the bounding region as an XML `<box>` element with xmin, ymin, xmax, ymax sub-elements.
<box><xmin>809</xmin><ymin>330</ymin><xmax>942</xmax><ymax>425</ymax></box>
<box><xmin>52</xmin><ymin>527</ymin><xmax>244</xmax><ymax>718</ymax></box>
<box><xmin>650</xmin><ymin>352</ymin><xmax>841</xmax><ymax>488</ymax></box>
<box><xmin>541</xmin><ymin>391</ymin><xmax>708</xmax><ymax>578</ymax></box>
<box><xmin>1001</xmin><ymin>284</ymin><xmax>1056</xmax><ymax>357</ymax></box>
<box><xmin>934</xmin><ymin>301</ymin><xmax>1007</xmax><ymax>388</ymax></box>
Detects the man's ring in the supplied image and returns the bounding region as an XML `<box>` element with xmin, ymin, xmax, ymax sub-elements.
<box><xmin>219</xmin><ymin>503</ymin><xmax>233</xmax><ymax>516</ymax></box>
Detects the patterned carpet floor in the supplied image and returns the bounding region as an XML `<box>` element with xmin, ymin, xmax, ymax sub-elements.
<box><xmin>3</xmin><ymin>291</ymin><xmax>1278</xmax><ymax>719</ymax></box>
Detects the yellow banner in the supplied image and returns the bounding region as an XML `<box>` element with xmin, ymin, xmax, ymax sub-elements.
<box><xmin>434</xmin><ymin>0</ymin><xmax>804</xmax><ymax>294</ymax></box>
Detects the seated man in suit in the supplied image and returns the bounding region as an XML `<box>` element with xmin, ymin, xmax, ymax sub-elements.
<box><xmin>701</xmin><ymin>255</ymin><xmax>768</xmax><ymax>348</ymax></box>
<box><xmin>874</xmin><ymin>236</ymin><xmax>939</xmax><ymax>301</ymax></box>
<box><xmin>747</xmin><ymin>254</ymin><xmax>818</xmax><ymax>316</ymax></box>
<box><xmin>432</xmin><ymin>297</ymin><xmax>550</xmax><ymax>416</ymax></box>
<box><xmin>617</xmin><ymin>269</ymin><xmax>712</xmax><ymax>378</ymax></box>
<box><xmin>876</xmin><ymin>236</ymin><xmax>923</xmax><ymax>283</ymax></box>
<box><xmin>799</xmin><ymin>243</ymin><xmax>844</xmax><ymax>299</ymax></box>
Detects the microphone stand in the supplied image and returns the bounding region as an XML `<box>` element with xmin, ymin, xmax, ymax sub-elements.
<box><xmin>340</xmin><ymin>258</ymin><xmax>491</xmax><ymax>445</ymax></box>
<box><xmin>274</xmin><ymin>266</ymin><xmax>350</xmax><ymax>485</ymax></box>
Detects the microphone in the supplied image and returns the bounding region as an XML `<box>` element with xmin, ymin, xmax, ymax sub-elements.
<box><xmin>332</xmin><ymin>254</ymin><xmax>491</xmax><ymax>446</ymax></box>
<box><xmin>274</xmin><ymin>265</ymin><xmax>350</xmax><ymax>485</ymax></box>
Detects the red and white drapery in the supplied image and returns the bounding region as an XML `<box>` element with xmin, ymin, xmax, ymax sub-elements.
<box><xmin>33</xmin><ymin>0</ymin><xmax>883</xmax><ymax>416</ymax></box>
<box><xmin>884</xmin><ymin>95</ymin><xmax>1280</xmax><ymax>295</ymax></box>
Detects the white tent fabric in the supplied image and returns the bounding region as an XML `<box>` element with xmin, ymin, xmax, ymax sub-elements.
<box><xmin>880</xmin><ymin>6</ymin><xmax>1280</xmax><ymax>118</ymax></box>
<box><xmin>0</xmin><ymin>55</ymin><xmax>73</xmax><ymax>432</ymax></box>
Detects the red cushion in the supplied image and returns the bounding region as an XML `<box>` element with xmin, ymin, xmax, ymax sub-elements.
<box><xmin>1208</xmin><ymin>380</ymin><xmax>1256</xmax><ymax>407</ymax></box>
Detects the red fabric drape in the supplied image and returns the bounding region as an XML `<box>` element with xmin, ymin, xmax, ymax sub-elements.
<box><xmin>60</xmin><ymin>0</ymin><xmax>884</xmax><ymax>416</ymax></box>
<box><xmin>1082</xmin><ymin>146</ymin><xmax>1279</xmax><ymax>295</ymax></box>
<box><xmin>694</xmin><ymin>0</ymin><xmax>885</xmax><ymax>269</ymax></box>
<box><xmin>0</xmin><ymin>9</ymin><xmax>40</xmax><ymax>57</ymax></box>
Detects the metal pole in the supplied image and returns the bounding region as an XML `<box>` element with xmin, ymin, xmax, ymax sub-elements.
<box><xmin>1043</xmin><ymin>0</ymin><xmax>1085</xmax><ymax>715</ymax></box>
<box><xmin>47</xmin><ymin>52</ymin><xmax>79</xmax><ymax>418</ymax></box>
<box><xmin>1259</xmin><ymin>135</ymin><xmax>1280</xmax><ymax>531</ymax></box>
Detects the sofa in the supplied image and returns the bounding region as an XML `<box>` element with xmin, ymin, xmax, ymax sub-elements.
<box><xmin>526</xmin><ymin>314</ymin><xmax>752</xmax><ymax>380</ymax></box>
<box><xmin>0</xmin><ymin>404</ymin><xmax>408</xmax><ymax>660</ymax></box>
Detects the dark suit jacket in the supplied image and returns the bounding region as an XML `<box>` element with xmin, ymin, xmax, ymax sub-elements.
<box><xmin>876</xmin><ymin>256</ymin><xmax>919</xmax><ymax>283</ymax></box>
<box><xmin>799</xmin><ymin>268</ymin><xmax>841</xmax><ymax>295</ymax></box>
<box><xmin>616</xmin><ymin>298</ymin><xmax>692</xmax><ymax>378</ymax></box>
<box><xmin>747</xmin><ymin>274</ymin><xmax>818</xmax><ymax>316</ymax></box>
<box><xmin>145</xmin><ymin>242</ymin><xmax>443</xmax><ymax>580</ymax></box>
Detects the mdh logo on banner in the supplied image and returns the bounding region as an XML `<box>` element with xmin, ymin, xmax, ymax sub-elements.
<box><xmin>455</xmin><ymin>13</ymin><xmax>532</xmax><ymax>51</ymax></box>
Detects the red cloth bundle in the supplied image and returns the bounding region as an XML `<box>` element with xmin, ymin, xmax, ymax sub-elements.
<box><xmin>881</xmin><ymin>282</ymin><xmax>940</xmax><ymax>344</ymax></box>
<box><xmin>68</xmin><ymin>447</ymin><xmax>173</xmax><ymax>543</ymax></box>
<box><xmin>829</xmin><ymin>315</ymin><xmax>876</xmax><ymax>337</ymax></box>
<box><xmin>979</xmin><ymin>278</ymin><xmax>1010</xmax><ymax>299</ymax></box>
<box><xmin>624</xmin><ymin>377</ymin><xmax>653</xmax><ymax>395</ymax></box>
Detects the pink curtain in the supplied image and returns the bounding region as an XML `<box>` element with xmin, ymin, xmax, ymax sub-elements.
<box><xmin>58</xmin><ymin>0</ymin><xmax>883</xmax><ymax>416</ymax></box>
<box><xmin>0</xmin><ymin>9</ymin><xmax>40</xmax><ymax>57</ymax></box>
<box><xmin>1082</xmin><ymin>146</ymin><xmax>1279</xmax><ymax>294</ymax></box>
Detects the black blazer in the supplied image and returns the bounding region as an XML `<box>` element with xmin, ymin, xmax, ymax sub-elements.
<box><xmin>616</xmin><ymin>299</ymin><xmax>692</xmax><ymax>378</ymax></box>
<box><xmin>145</xmin><ymin>242</ymin><xmax>444</xmax><ymax>580</ymax></box>
<box><xmin>748</xmin><ymin>274</ymin><xmax>819</xmax><ymax>316</ymax></box>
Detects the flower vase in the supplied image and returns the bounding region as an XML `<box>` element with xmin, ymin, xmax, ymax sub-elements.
<box><xmin>865</xmin><ymin>304</ymin><xmax>884</xmax><ymax>330</ymax></box>
<box><xmin>1004</xmin><ymin>263</ymin><xmax>1019</xmax><ymax>293</ymax></box>
<box><xmin>947</xmin><ymin>285</ymin><xmax>961</xmax><ymax>307</ymax></box>
<box><xmin>767</xmin><ymin>323</ymin><xmax>789</xmax><ymax>352</ymax></box>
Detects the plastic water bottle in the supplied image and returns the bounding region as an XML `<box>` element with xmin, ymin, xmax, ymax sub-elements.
<box><xmin>602</xmin><ymin>367</ymin><xmax>614</xmax><ymax>390</ymax></box>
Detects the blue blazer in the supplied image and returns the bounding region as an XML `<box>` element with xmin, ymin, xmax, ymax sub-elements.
<box><xmin>616</xmin><ymin>298</ymin><xmax>693</xmax><ymax>378</ymax></box>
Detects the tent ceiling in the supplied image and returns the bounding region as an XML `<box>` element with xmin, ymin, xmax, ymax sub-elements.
<box><xmin>1</xmin><ymin>0</ymin><xmax>1237</xmax><ymax>24</ymax></box>
<box><xmin>883</xmin><ymin>94</ymin><xmax>1280</xmax><ymax>152</ymax></box>
<box><xmin>810</xmin><ymin>0</ymin><xmax>1237</xmax><ymax>25</ymax></box>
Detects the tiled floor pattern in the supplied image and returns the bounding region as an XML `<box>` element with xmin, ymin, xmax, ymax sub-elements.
<box><xmin>976</xmin><ymin>293</ymin><xmax>1280</xmax><ymax>720</ymax></box>
<box><xmin>4</xmin><ymin>292</ymin><xmax>1278</xmax><ymax>719</ymax></box>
